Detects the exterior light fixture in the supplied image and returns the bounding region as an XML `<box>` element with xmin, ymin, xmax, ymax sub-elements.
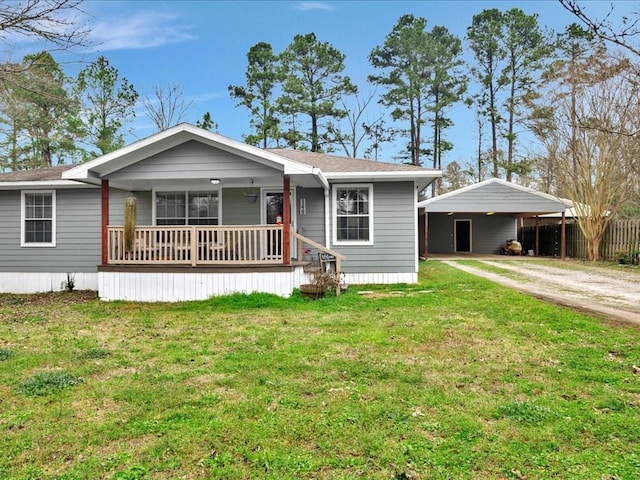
<box><xmin>447</xmin><ymin>212</ymin><xmax>454</xmax><ymax>216</ymax></box>
<box><xmin>486</xmin><ymin>211</ymin><xmax>495</xmax><ymax>215</ymax></box>
<box><xmin>210</xmin><ymin>179</ymin><xmax>221</xmax><ymax>185</ymax></box>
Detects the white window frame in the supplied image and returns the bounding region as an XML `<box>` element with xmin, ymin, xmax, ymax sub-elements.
<box><xmin>21</xmin><ymin>190</ymin><xmax>56</xmax><ymax>247</ymax></box>
<box><xmin>152</xmin><ymin>189</ymin><xmax>221</xmax><ymax>226</ymax></box>
<box><xmin>332</xmin><ymin>183</ymin><xmax>374</xmax><ymax>246</ymax></box>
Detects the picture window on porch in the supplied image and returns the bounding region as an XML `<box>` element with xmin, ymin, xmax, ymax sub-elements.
<box><xmin>21</xmin><ymin>190</ymin><xmax>56</xmax><ymax>247</ymax></box>
<box><xmin>333</xmin><ymin>184</ymin><xmax>373</xmax><ymax>245</ymax></box>
<box><xmin>156</xmin><ymin>191</ymin><xmax>219</xmax><ymax>225</ymax></box>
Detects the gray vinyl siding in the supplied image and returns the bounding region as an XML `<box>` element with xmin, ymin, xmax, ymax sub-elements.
<box><xmin>427</xmin><ymin>212</ymin><xmax>517</xmax><ymax>254</ymax></box>
<box><xmin>331</xmin><ymin>182</ymin><xmax>415</xmax><ymax>274</ymax></box>
<box><xmin>107</xmin><ymin>141</ymin><xmax>281</xmax><ymax>181</ymax></box>
<box><xmin>221</xmin><ymin>188</ymin><xmax>261</xmax><ymax>225</ymax></box>
<box><xmin>0</xmin><ymin>188</ymin><xmax>101</xmax><ymax>272</ymax></box>
<box><xmin>424</xmin><ymin>181</ymin><xmax>565</xmax><ymax>213</ymax></box>
<box><xmin>296</xmin><ymin>187</ymin><xmax>325</xmax><ymax>246</ymax></box>
<box><xmin>107</xmin><ymin>188</ymin><xmax>264</xmax><ymax>226</ymax></box>
<box><xmin>296</xmin><ymin>187</ymin><xmax>326</xmax><ymax>260</ymax></box>
<box><xmin>109</xmin><ymin>190</ymin><xmax>152</xmax><ymax>225</ymax></box>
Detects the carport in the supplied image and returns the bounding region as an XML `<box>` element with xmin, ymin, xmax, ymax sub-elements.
<box><xmin>417</xmin><ymin>179</ymin><xmax>569</xmax><ymax>257</ymax></box>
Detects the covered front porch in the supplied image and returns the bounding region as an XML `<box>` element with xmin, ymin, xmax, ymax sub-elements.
<box><xmin>60</xmin><ymin>124</ymin><xmax>345</xmax><ymax>301</ymax></box>
<box><xmin>97</xmin><ymin>224</ymin><xmax>344</xmax><ymax>301</ymax></box>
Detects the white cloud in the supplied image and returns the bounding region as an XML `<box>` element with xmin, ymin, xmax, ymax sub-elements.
<box><xmin>294</xmin><ymin>2</ymin><xmax>336</xmax><ymax>12</ymax></box>
<box><xmin>88</xmin><ymin>11</ymin><xmax>195</xmax><ymax>51</ymax></box>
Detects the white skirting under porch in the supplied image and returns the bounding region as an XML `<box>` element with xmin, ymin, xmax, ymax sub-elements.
<box><xmin>0</xmin><ymin>269</ymin><xmax>418</xmax><ymax>300</ymax></box>
<box><xmin>0</xmin><ymin>272</ymin><xmax>99</xmax><ymax>294</ymax></box>
<box><xmin>98</xmin><ymin>267</ymin><xmax>310</xmax><ymax>302</ymax></box>
<box><xmin>343</xmin><ymin>272</ymin><xmax>417</xmax><ymax>286</ymax></box>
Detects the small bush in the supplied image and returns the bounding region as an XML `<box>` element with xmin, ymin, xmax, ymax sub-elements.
<box><xmin>78</xmin><ymin>348</ymin><xmax>110</xmax><ymax>360</ymax></box>
<box><xmin>615</xmin><ymin>249</ymin><xmax>630</xmax><ymax>265</ymax></box>
<box><xmin>114</xmin><ymin>465</ymin><xmax>148</xmax><ymax>480</ymax></box>
<box><xmin>64</xmin><ymin>273</ymin><xmax>76</xmax><ymax>292</ymax></box>
<box><xmin>16</xmin><ymin>371</ymin><xmax>83</xmax><ymax>396</ymax></box>
<box><xmin>494</xmin><ymin>400</ymin><xmax>551</xmax><ymax>424</ymax></box>
<box><xmin>0</xmin><ymin>348</ymin><xmax>10</xmax><ymax>361</ymax></box>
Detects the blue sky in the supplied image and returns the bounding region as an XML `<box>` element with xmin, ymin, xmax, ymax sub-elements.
<box><xmin>14</xmin><ymin>0</ymin><xmax>635</xmax><ymax>167</ymax></box>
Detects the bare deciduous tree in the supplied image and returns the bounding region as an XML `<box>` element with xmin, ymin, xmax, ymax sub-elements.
<box><xmin>532</xmin><ymin>52</ymin><xmax>639</xmax><ymax>260</ymax></box>
<box><xmin>326</xmin><ymin>91</ymin><xmax>384</xmax><ymax>158</ymax></box>
<box><xmin>142</xmin><ymin>83</ymin><xmax>192</xmax><ymax>132</ymax></box>
<box><xmin>0</xmin><ymin>0</ymin><xmax>88</xmax><ymax>51</ymax></box>
<box><xmin>559</xmin><ymin>0</ymin><xmax>640</xmax><ymax>56</ymax></box>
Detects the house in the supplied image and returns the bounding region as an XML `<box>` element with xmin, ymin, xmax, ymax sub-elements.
<box><xmin>417</xmin><ymin>178</ymin><xmax>567</xmax><ymax>256</ymax></box>
<box><xmin>0</xmin><ymin>123</ymin><xmax>440</xmax><ymax>301</ymax></box>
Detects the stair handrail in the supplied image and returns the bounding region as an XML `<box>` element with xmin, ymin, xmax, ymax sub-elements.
<box><xmin>292</xmin><ymin>231</ymin><xmax>346</xmax><ymax>272</ymax></box>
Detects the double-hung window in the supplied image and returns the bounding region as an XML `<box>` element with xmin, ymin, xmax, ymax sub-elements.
<box><xmin>333</xmin><ymin>184</ymin><xmax>373</xmax><ymax>245</ymax></box>
<box><xmin>156</xmin><ymin>191</ymin><xmax>219</xmax><ymax>225</ymax></box>
<box><xmin>21</xmin><ymin>191</ymin><xmax>56</xmax><ymax>246</ymax></box>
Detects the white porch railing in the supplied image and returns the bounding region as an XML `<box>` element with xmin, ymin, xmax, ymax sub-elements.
<box><xmin>108</xmin><ymin>225</ymin><xmax>284</xmax><ymax>266</ymax></box>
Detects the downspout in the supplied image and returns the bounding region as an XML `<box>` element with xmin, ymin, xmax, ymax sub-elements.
<box><xmin>414</xmin><ymin>183</ymin><xmax>419</xmax><ymax>272</ymax></box>
<box><xmin>324</xmin><ymin>185</ymin><xmax>331</xmax><ymax>248</ymax></box>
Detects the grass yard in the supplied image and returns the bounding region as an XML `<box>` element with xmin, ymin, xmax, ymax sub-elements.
<box><xmin>1</xmin><ymin>261</ymin><xmax>640</xmax><ymax>479</ymax></box>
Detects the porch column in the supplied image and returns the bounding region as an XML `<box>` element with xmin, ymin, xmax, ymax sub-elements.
<box><xmin>560</xmin><ymin>211</ymin><xmax>566</xmax><ymax>260</ymax></box>
<box><xmin>101</xmin><ymin>179</ymin><xmax>109</xmax><ymax>265</ymax></box>
<box><xmin>282</xmin><ymin>175</ymin><xmax>291</xmax><ymax>265</ymax></box>
<box><xmin>535</xmin><ymin>216</ymin><xmax>539</xmax><ymax>256</ymax></box>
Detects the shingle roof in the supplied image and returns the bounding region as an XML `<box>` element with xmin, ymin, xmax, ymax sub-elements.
<box><xmin>0</xmin><ymin>165</ymin><xmax>74</xmax><ymax>182</ymax></box>
<box><xmin>267</xmin><ymin>148</ymin><xmax>435</xmax><ymax>173</ymax></box>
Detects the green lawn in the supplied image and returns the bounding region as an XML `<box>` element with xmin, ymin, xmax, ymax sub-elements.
<box><xmin>1</xmin><ymin>262</ymin><xmax>639</xmax><ymax>479</ymax></box>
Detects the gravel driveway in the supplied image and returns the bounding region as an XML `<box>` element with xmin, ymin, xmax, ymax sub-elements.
<box><xmin>441</xmin><ymin>259</ymin><xmax>640</xmax><ymax>326</ymax></box>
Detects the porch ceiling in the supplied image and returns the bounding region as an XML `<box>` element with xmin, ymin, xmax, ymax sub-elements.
<box><xmin>109</xmin><ymin>174</ymin><xmax>324</xmax><ymax>192</ymax></box>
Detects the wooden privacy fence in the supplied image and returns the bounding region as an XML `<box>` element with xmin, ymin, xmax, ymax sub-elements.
<box><xmin>519</xmin><ymin>219</ymin><xmax>640</xmax><ymax>260</ymax></box>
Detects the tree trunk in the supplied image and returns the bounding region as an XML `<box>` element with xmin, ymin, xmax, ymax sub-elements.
<box><xmin>311</xmin><ymin>113</ymin><xmax>319</xmax><ymax>152</ymax></box>
<box><xmin>489</xmin><ymin>84</ymin><xmax>498</xmax><ymax>178</ymax></box>
<box><xmin>506</xmin><ymin>71</ymin><xmax>516</xmax><ymax>182</ymax></box>
<box><xmin>588</xmin><ymin>236</ymin><xmax>601</xmax><ymax>261</ymax></box>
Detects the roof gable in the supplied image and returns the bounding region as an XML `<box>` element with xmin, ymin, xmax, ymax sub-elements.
<box><xmin>62</xmin><ymin>123</ymin><xmax>315</xmax><ymax>182</ymax></box>
<box><xmin>418</xmin><ymin>178</ymin><xmax>567</xmax><ymax>214</ymax></box>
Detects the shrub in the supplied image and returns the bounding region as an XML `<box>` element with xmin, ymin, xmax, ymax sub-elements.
<box><xmin>16</xmin><ymin>371</ymin><xmax>83</xmax><ymax>396</ymax></box>
<box><xmin>78</xmin><ymin>348</ymin><xmax>110</xmax><ymax>360</ymax></box>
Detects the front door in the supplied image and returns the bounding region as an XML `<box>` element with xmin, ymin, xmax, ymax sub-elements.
<box><xmin>455</xmin><ymin>219</ymin><xmax>472</xmax><ymax>253</ymax></box>
<box><xmin>262</xmin><ymin>190</ymin><xmax>296</xmax><ymax>258</ymax></box>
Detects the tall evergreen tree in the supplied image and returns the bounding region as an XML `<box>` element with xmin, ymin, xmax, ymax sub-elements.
<box><xmin>370</xmin><ymin>15</ymin><xmax>466</xmax><ymax>170</ymax></box>
<box><xmin>0</xmin><ymin>52</ymin><xmax>80</xmax><ymax>169</ymax></box>
<box><xmin>500</xmin><ymin>8</ymin><xmax>554</xmax><ymax>181</ymax></box>
<box><xmin>229</xmin><ymin>42</ymin><xmax>281</xmax><ymax>148</ymax></box>
<box><xmin>426</xmin><ymin>25</ymin><xmax>467</xmax><ymax>191</ymax></box>
<box><xmin>369</xmin><ymin>14</ymin><xmax>430</xmax><ymax>166</ymax></box>
<box><xmin>467</xmin><ymin>8</ymin><xmax>506</xmax><ymax>178</ymax></box>
<box><xmin>76</xmin><ymin>56</ymin><xmax>138</xmax><ymax>156</ymax></box>
<box><xmin>278</xmin><ymin>33</ymin><xmax>357</xmax><ymax>152</ymax></box>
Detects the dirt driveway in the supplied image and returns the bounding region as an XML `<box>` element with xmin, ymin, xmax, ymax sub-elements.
<box><xmin>441</xmin><ymin>258</ymin><xmax>640</xmax><ymax>326</ymax></box>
